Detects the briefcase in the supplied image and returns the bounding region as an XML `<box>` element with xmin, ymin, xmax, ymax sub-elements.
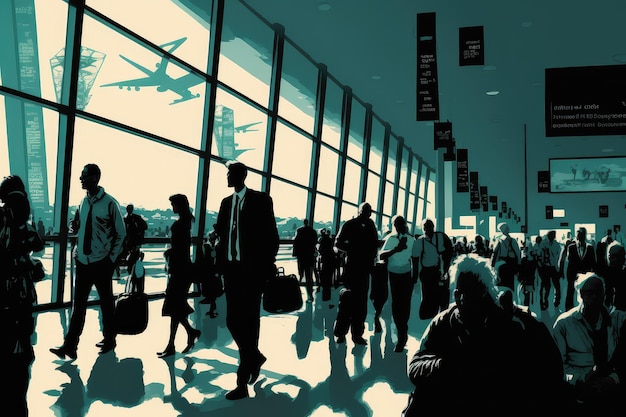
<box><xmin>263</xmin><ymin>266</ymin><xmax>303</xmax><ymax>314</ymax></box>
<box><xmin>114</xmin><ymin>274</ymin><xmax>148</xmax><ymax>335</ymax></box>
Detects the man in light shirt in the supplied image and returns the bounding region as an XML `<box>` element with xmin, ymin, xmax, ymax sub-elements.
<box><xmin>379</xmin><ymin>214</ymin><xmax>416</xmax><ymax>352</ymax></box>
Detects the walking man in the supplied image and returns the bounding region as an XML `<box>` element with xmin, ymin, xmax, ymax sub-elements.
<box><xmin>214</xmin><ymin>161</ymin><xmax>279</xmax><ymax>400</ymax></box>
<box><xmin>292</xmin><ymin>218</ymin><xmax>318</xmax><ymax>301</ymax></box>
<box><xmin>333</xmin><ymin>202</ymin><xmax>379</xmax><ymax>345</ymax></box>
<box><xmin>50</xmin><ymin>163</ymin><xmax>126</xmax><ymax>359</ymax></box>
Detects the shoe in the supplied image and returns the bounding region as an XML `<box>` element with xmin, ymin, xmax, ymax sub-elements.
<box><xmin>336</xmin><ymin>335</ymin><xmax>346</xmax><ymax>343</ymax></box>
<box><xmin>248</xmin><ymin>354</ymin><xmax>267</xmax><ymax>384</ymax></box>
<box><xmin>199</xmin><ymin>298</ymin><xmax>211</xmax><ymax>304</ymax></box>
<box><xmin>206</xmin><ymin>310</ymin><xmax>219</xmax><ymax>318</ymax></box>
<box><xmin>50</xmin><ymin>346</ymin><xmax>77</xmax><ymax>360</ymax></box>
<box><xmin>95</xmin><ymin>339</ymin><xmax>106</xmax><ymax>348</ymax></box>
<box><xmin>182</xmin><ymin>329</ymin><xmax>201</xmax><ymax>353</ymax></box>
<box><xmin>352</xmin><ymin>337</ymin><xmax>368</xmax><ymax>345</ymax></box>
<box><xmin>157</xmin><ymin>347</ymin><xmax>176</xmax><ymax>358</ymax></box>
<box><xmin>225</xmin><ymin>386</ymin><xmax>249</xmax><ymax>400</ymax></box>
<box><xmin>98</xmin><ymin>341</ymin><xmax>116</xmax><ymax>354</ymax></box>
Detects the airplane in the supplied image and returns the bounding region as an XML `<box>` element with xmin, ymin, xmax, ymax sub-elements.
<box><xmin>234</xmin><ymin>121</ymin><xmax>262</xmax><ymax>133</ymax></box>
<box><xmin>100</xmin><ymin>37</ymin><xmax>203</xmax><ymax>105</ymax></box>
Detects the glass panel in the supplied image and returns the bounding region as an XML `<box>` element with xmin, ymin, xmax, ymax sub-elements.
<box><xmin>313</xmin><ymin>193</ymin><xmax>335</xmax><ymax>233</ymax></box>
<box><xmin>273</xmin><ymin>121</ymin><xmax>312</xmax><ymax>187</ymax></box>
<box><xmin>0</xmin><ymin>97</ymin><xmax>58</xmax><ymax>228</ymax></box>
<box><xmin>70</xmin><ymin>117</ymin><xmax>199</xmax><ymax>222</ymax></box>
<box><xmin>340</xmin><ymin>201</ymin><xmax>358</xmax><ymax>225</ymax></box>
<box><xmin>369</xmin><ymin>118</ymin><xmax>385</xmax><ymax>173</ymax></box>
<box><xmin>416</xmin><ymin>198</ymin><xmax>425</xmax><ymax>225</ymax></box>
<box><xmin>82</xmin><ymin>16</ymin><xmax>206</xmax><ymax>148</ymax></box>
<box><xmin>399</xmin><ymin>147</ymin><xmax>409</xmax><ymax>186</ymax></box>
<box><xmin>383</xmin><ymin>180</ymin><xmax>394</xmax><ymax>217</ymax></box>
<box><xmin>419</xmin><ymin>170</ymin><xmax>427</xmax><ymax>197</ymax></box>
<box><xmin>86</xmin><ymin>0</ymin><xmax>210</xmax><ymax>72</ymax></box>
<box><xmin>220</xmin><ymin>0</ymin><xmax>273</xmax><ymax>107</ymax></box>
<box><xmin>317</xmin><ymin>145</ymin><xmax>338</xmax><ymax>196</ymax></box>
<box><xmin>407</xmin><ymin>193</ymin><xmax>416</xmax><ymax>226</ymax></box>
<box><xmin>321</xmin><ymin>78</ymin><xmax>343</xmax><ymax>149</ymax></box>
<box><xmin>426</xmin><ymin>201</ymin><xmax>435</xmax><ymax>223</ymax></box>
<box><xmin>214</xmin><ymin>88</ymin><xmax>267</xmax><ymax>171</ymax></box>
<box><xmin>343</xmin><ymin>159</ymin><xmax>361</xmax><ymax>204</ymax></box>
<box><xmin>32</xmin><ymin>242</ymin><xmax>56</xmax><ymax>305</ymax></box>
<box><xmin>386</xmin><ymin>136</ymin><xmax>398</xmax><ymax>182</ymax></box>
<box><xmin>428</xmin><ymin>177</ymin><xmax>436</xmax><ymax>203</ymax></box>
<box><xmin>0</xmin><ymin>0</ymin><xmax>67</xmax><ymax>104</ymax></box>
<box><xmin>381</xmin><ymin>215</ymin><xmax>392</xmax><ymax>237</ymax></box>
<box><xmin>410</xmin><ymin>156</ymin><xmax>419</xmax><ymax>191</ymax></box>
<box><xmin>347</xmin><ymin>99</ymin><xmax>365</xmax><ymax>162</ymax></box>
<box><xmin>270</xmin><ymin>178</ymin><xmax>308</xmax><ymax>238</ymax></box>
<box><xmin>278</xmin><ymin>41</ymin><xmax>317</xmax><ymax>135</ymax></box>
<box><xmin>365</xmin><ymin>172</ymin><xmax>380</xmax><ymax>211</ymax></box>
<box><xmin>397</xmin><ymin>191</ymin><xmax>406</xmax><ymax>218</ymax></box>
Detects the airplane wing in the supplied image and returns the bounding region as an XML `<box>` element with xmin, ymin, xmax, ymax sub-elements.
<box><xmin>234</xmin><ymin>121</ymin><xmax>262</xmax><ymax>133</ymax></box>
<box><xmin>100</xmin><ymin>54</ymin><xmax>160</xmax><ymax>88</ymax></box>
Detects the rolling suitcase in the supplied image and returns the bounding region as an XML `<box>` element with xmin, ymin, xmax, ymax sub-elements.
<box><xmin>263</xmin><ymin>266</ymin><xmax>303</xmax><ymax>313</ymax></box>
<box><xmin>114</xmin><ymin>270</ymin><xmax>148</xmax><ymax>335</ymax></box>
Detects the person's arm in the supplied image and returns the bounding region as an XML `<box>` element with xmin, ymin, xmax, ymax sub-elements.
<box><xmin>109</xmin><ymin>200</ymin><xmax>127</xmax><ymax>263</ymax></box>
<box><xmin>379</xmin><ymin>235</ymin><xmax>406</xmax><ymax>262</ymax></box>
<box><xmin>334</xmin><ymin>222</ymin><xmax>349</xmax><ymax>253</ymax></box>
<box><xmin>557</xmin><ymin>245</ymin><xmax>567</xmax><ymax>277</ymax></box>
<box><xmin>490</xmin><ymin>239</ymin><xmax>501</xmax><ymax>268</ymax></box>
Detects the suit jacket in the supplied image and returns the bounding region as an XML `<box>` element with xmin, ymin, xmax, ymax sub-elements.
<box><xmin>214</xmin><ymin>188</ymin><xmax>279</xmax><ymax>271</ymax></box>
<box><xmin>562</xmin><ymin>242</ymin><xmax>596</xmax><ymax>281</ymax></box>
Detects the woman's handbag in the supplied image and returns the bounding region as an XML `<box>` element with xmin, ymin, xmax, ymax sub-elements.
<box><xmin>114</xmin><ymin>270</ymin><xmax>148</xmax><ymax>335</ymax></box>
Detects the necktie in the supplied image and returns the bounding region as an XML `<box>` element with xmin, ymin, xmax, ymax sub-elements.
<box><xmin>83</xmin><ymin>203</ymin><xmax>93</xmax><ymax>255</ymax></box>
<box><xmin>231</xmin><ymin>195</ymin><xmax>239</xmax><ymax>260</ymax></box>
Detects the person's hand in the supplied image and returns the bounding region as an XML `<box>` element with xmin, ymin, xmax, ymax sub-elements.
<box><xmin>396</xmin><ymin>236</ymin><xmax>408</xmax><ymax>251</ymax></box>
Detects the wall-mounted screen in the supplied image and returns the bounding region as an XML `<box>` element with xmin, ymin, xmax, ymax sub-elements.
<box><xmin>549</xmin><ymin>156</ymin><xmax>626</xmax><ymax>192</ymax></box>
<box><xmin>545</xmin><ymin>65</ymin><xmax>626</xmax><ymax>137</ymax></box>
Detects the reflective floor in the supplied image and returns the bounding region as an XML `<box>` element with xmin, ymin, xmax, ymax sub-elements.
<box><xmin>28</xmin><ymin>272</ymin><xmax>566</xmax><ymax>417</ymax></box>
<box><xmin>28</xmin><ymin>283</ymin><xmax>428</xmax><ymax>417</ymax></box>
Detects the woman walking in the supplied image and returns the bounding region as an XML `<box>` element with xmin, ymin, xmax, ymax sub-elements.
<box><xmin>158</xmin><ymin>194</ymin><xmax>201</xmax><ymax>358</ymax></box>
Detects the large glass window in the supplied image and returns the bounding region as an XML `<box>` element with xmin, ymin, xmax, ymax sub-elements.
<box><xmin>321</xmin><ymin>78</ymin><xmax>343</xmax><ymax>149</ymax></box>
<box><xmin>386</xmin><ymin>136</ymin><xmax>398</xmax><ymax>182</ymax></box>
<box><xmin>369</xmin><ymin>118</ymin><xmax>385</xmax><ymax>174</ymax></box>
<box><xmin>343</xmin><ymin>159</ymin><xmax>361</xmax><ymax>204</ymax></box>
<box><xmin>278</xmin><ymin>41</ymin><xmax>317</xmax><ymax>135</ymax></box>
<box><xmin>313</xmin><ymin>193</ymin><xmax>335</xmax><ymax>232</ymax></box>
<box><xmin>220</xmin><ymin>0</ymin><xmax>273</xmax><ymax>107</ymax></box>
<box><xmin>273</xmin><ymin>121</ymin><xmax>312</xmax><ymax>187</ymax></box>
<box><xmin>70</xmin><ymin>117</ymin><xmax>200</xmax><ymax>225</ymax></box>
<box><xmin>399</xmin><ymin>147</ymin><xmax>409</xmax><ymax>187</ymax></box>
<box><xmin>347</xmin><ymin>99</ymin><xmax>365</xmax><ymax>163</ymax></box>
<box><xmin>214</xmin><ymin>88</ymin><xmax>267</xmax><ymax>171</ymax></box>
<box><xmin>0</xmin><ymin>0</ymin><xmax>67</xmax><ymax>104</ymax></box>
<box><xmin>383</xmin><ymin>180</ymin><xmax>394</xmax><ymax>217</ymax></box>
<box><xmin>270</xmin><ymin>178</ymin><xmax>308</xmax><ymax>237</ymax></box>
<box><xmin>317</xmin><ymin>145</ymin><xmax>339</xmax><ymax>196</ymax></box>
<box><xmin>82</xmin><ymin>15</ymin><xmax>206</xmax><ymax>148</ymax></box>
<box><xmin>366</xmin><ymin>173</ymin><xmax>381</xmax><ymax>209</ymax></box>
<box><xmin>86</xmin><ymin>0</ymin><xmax>211</xmax><ymax>73</ymax></box>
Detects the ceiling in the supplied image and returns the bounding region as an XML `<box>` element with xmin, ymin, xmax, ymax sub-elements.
<box><xmin>241</xmin><ymin>0</ymin><xmax>626</xmax><ymax>214</ymax></box>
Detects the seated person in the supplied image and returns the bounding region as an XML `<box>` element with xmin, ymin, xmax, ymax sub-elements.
<box><xmin>403</xmin><ymin>253</ymin><xmax>567</xmax><ymax>416</ymax></box>
<box><xmin>552</xmin><ymin>272</ymin><xmax>626</xmax><ymax>414</ymax></box>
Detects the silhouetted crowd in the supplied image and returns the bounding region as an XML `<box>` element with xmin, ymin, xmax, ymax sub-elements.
<box><xmin>2</xmin><ymin>164</ymin><xmax>626</xmax><ymax>415</ymax></box>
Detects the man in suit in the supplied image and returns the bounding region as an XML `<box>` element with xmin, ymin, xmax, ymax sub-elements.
<box><xmin>292</xmin><ymin>218</ymin><xmax>318</xmax><ymax>302</ymax></box>
<box><xmin>50</xmin><ymin>163</ymin><xmax>126</xmax><ymax>359</ymax></box>
<box><xmin>558</xmin><ymin>226</ymin><xmax>596</xmax><ymax>311</ymax></box>
<box><xmin>214</xmin><ymin>161</ymin><xmax>279</xmax><ymax>400</ymax></box>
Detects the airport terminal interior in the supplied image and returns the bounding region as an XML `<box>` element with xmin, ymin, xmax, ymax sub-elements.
<box><xmin>1</xmin><ymin>0</ymin><xmax>626</xmax><ymax>416</ymax></box>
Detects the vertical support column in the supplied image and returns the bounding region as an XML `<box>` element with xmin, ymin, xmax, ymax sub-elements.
<box><xmin>263</xmin><ymin>23</ymin><xmax>285</xmax><ymax>194</ymax></box>
<box><xmin>195</xmin><ymin>0</ymin><xmax>224</xmax><ymax>240</ymax></box>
